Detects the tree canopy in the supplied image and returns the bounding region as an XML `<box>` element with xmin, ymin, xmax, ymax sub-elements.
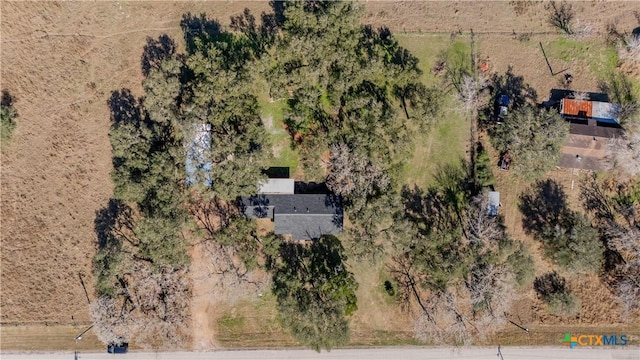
<box><xmin>491</xmin><ymin>106</ymin><xmax>569</xmax><ymax>180</ymax></box>
<box><xmin>270</xmin><ymin>236</ymin><xmax>358</xmax><ymax>352</ymax></box>
<box><xmin>520</xmin><ymin>179</ymin><xmax>603</xmax><ymax>272</ymax></box>
<box><xmin>390</xmin><ymin>163</ymin><xmax>528</xmax><ymax>344</ymax></box>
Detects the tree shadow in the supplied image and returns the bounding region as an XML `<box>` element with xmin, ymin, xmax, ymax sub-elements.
<box><xmin>230</xmin><ymin>8</ymin><xmax>279</xmax><ymax>57</ymax></box>
<box><xmin>272</xmin><ymin>235</ymin><xmax>347</xmax><ymax>280</ymax></box>
<box><xmin>518</xmin><ymin>179</ymin><xmax>568</xmax><ymax>235</ymax></box>
<box><xmin>263</xmin><ymin>166</ymin><xmax>290</xmax><ymax>179</ymax></box>
<box><xmin>294</xmin><ymin>181</ymin><xmax>329</xmax><ymax>194</ymax></box>
<box><xmin>94</xmin><ymin>199</ymin><xmax>133</xmax><ymax>249</ymax></box>
<box><xmin>482</xmin><ymin>66</ymin><xmax>537</xmax><ymax>126</ymax></box>
<box><xmin>180</xmin><ymin>13</ymin><xmax>228</xmax><ymax>55</ymax></box>
<box><xmin>107</xmin><ymin>89</ymin><xmax>143</xmax><ymax>126</ymax></box>
<box><xmin>190</xmin><ymin>195</ymin><xmax>236</xmax><ymax>237</ymax></box>
<box><xmin>533</xmin><ymin>271</ymin><xmax>567</xmax><ymax>300</ymax></box>
<box><xmin>1</xmin><ymin>89</ymin><xmax>15</xmax><ymax>108</ymax></box>
<box><xmin>268</xmin><ymin>0</ymin><xmax>286</xmax><ymax>27</ymax></box>
<box><xmin>141</xmin><ymin>34</ymin><xmax>177</xmax><ymax>77</ymax></box>
<box><xmin>400</xmin><ymin>184</ymin><xmax>453</xmax><ymax>236</ymax></box>
<box><xmin>601</xmin><ymin>248</ymin><xmax>625</xmax><ymax>281</ymax></box>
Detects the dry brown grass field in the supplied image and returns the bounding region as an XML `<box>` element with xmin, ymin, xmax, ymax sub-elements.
<box><xmin>1</xmin><ymin>0</ymin><xmax>639</xmax><ymax>351</ymax></box>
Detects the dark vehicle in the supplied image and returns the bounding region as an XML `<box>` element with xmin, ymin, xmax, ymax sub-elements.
<box><xmin>107</xmin><ymin>341</ymin><xmax>128</xmax><ymax>354</ymax></box>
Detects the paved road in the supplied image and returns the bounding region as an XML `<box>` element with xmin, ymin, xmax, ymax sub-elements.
<box><xmin>2</xmin><ymin>347</ymin><xmax>639</xmax><ymax>360</ymax></box>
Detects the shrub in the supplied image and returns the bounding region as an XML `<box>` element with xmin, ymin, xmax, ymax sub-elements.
<box><xmin>534</xmin><ymin>271</ymin><xmax>567</xmax><ymax>298</ymax></box>
<box><xmin>534</xmin><ymin>271</ymin><xmax>580</xmax><ymax>317</ymax></box>
<box><xmin>474</xmin><ymin>142</ymin><xmax>494</xmax><ymax>189</ymax></box>
<box><xmin>1</xmin><ymin>90</ymin><xmax>17</xmax><ymax>145</ymax></box>
<box><xmin>506</xmin><ymin>242</ymin><xmax>535</xmax><ymax>286</ymax></box>
<box><xmin>520</xmin><ymin>180</ymin><xmax>604</xmax><ymax>272</ymax></box>
<box><xmin>547</xmin><ymin>292</ymin><xmax>581</xmax><ymax>317</ymax></box>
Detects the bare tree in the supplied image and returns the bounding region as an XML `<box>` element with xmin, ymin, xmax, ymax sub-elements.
<box><xmin>458</xmin><ymin>75</ymin><xmax>489</xmax><ymax>113</ymax></box>
<box><xmin>606</xmin><ymin>223</ymin><xmax>640</xmax><ymax>255</ymax></box>
<box><xmin>409</xmin><ymin>263</ymin><xmax>516</xmax><ymax>345</ymax></box>
<box><xmin>388</xmin><ymin>252</ymin><xmax>431</xmax><ymax>314</ymax></box>
<box><xmin>580</xmin><ymin>174</ymin><xmax>639</xmax><ymax>319</ymax></box>
<box><xmin>326</xmin><ymin>142</ymin><xmax>390</xmax><ymax>198</ymax></box>
<box><xmin>572</xmin><ymin>91</ymin><xmax>589</xmax><ymax>101</ymax></box>
<box><xmin>615</xmin><ymin>258</ymin><xmax>640</xmax><ymax>316</ymax></box>
<box><xmin>618</xmin><ymin>34</ymin><xmax>640</xmax><ymax>74</ymax></box>
<box><xmin>197</xmin><ymin>240</ymin><xmax>270</xmax><ymax>304</ymax></box>
<box><xmin>546</xmin><ymin>1</ymin><xmax>575</xmax><ymax>35</ymax></box>
<box><xmin>606</xmin><ymin>125</ymin><xmax>640</xmax><ymax>178</ymax></box>
<box><xmin>603</xmin><ymin>215</ymin><xmax>640</xmax><ymax>318</ymax></box>
<box><xmin>464</xmin><ymin>195</ymin><xmax>503</xmax><ymax>255</ymax></box>
<box><xmin>413</xmin><ymin>290</ymin><xmax>474</xmax><ymax>345</ymax></box>
<box><xmin>90</xmin><ymin>295</ymin><xmax>138</xmax><ymax>346</ymax></box>
<box><xmin>90</xmin><ymin>264</ymin><xmax>192</xmax><ymax>350</ymax></box>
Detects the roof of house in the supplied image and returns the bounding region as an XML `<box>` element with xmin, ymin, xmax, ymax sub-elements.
<box><xmin>275</xmin><ymin>213</ymin><xmax>343</xmax><ymax>240</ymax></box>
<box><xmin>561</xmin><ymin>99</ymin><xmax>619</xmax><ymax>124</ymax></box>
<box><xmin>569</xmin><ymin>122</ymin><xmax>624</xmax><ymax>138</ymax></box>
<box><xmin>240</xmin><ymin>194</ymin><xmax>343</xmax><ymax>240</ymax></box>
<box><xmin>558</xmin><ymin>153</ymin><xmax>605</xmax><ymax>170</ymax></box>
<box><xmin>258</xmin><ymin>178</ymin><xmax>295</xmax><ymax>194</ymax></box>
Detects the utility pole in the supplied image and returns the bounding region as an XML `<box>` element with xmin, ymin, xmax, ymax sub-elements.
<box><xmin>74</xmin><ymin>324</ymin><xmax>94</xmax><ymax>360</ymax></box>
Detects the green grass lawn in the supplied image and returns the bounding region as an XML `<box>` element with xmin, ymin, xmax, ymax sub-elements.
<box><xmin>215</xmin><ymin>293</ymin><xmax>297</xmax><ymax>348</ymax></box>
<box><xmin>397</xmin><ymin>34</ymin><xmax>471</xmax><ymax>189</ymax></box>
<box><xmin>396</xmin><ymin>33</ymin><xmax>473</xmax><ymax>87</ymax></box>
<box><xmin>256</xmin><ymin>80</ymin><xmax>301</xmax><ymax>173</ymax></box>
<box><xmin>404</xmin><ymin>98</ymin><xmax>469</xmax><ymax>189</ymax></box>
<box><xmin>544</xmin><ymin>37</ymin><xmax>618</xmax><ymax>79</ymax></box>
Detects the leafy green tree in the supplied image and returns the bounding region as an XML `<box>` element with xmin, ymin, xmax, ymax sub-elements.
<box><xmin>1</xmin><ymin>90</ymin><xmax>17</xmax><ymax>146</ymax></box>
<box><xmin>492</xmin><ymin>106</ymin><xmax>568</xmax><ymax>180</ymax></box>
<box><xmin>520</xmin><ymin>179</ymin><xmax>603</xmax><ymax>271</ymax></box>
<box><xmin>134</xmin><ymin>216</ymin><xmax>190</xmax><ymax>268</ymax></box>
<box><xmin>599</xmin><ymin>71</ymin><xmax>639</xmax><ymax>125</ymax></box>
<box><xmin>264</xmin><ymin>1</ymin><xmax>364</xmax><ymax>99</ymax></box>
<box><xmin>184</xmin><ymin>43</ymin><xmax>268</xmax><ymax>200</ymax></box>
<box><xmin>230</xmin><ymin>8</ymin><xmax>278</xmax><ymax>58</ymax></box>
<box><xmin>473</xmin><ymin>142</ymin><xmax>495</xmax><ymax>189</ymax></box>
<box><xmin>538</xmin><ymin>212</ymin><xmax>602</xmax><ymax>271</ymax></box>
<box><xmin>264</xmin><ymin>0</ymin><xmax>433</xmax><ymax>182</ymax></box>
<box><xmin>271</xmin><ymin>235</ymin><xmax>358</xmax><ymax>352</ymax></box>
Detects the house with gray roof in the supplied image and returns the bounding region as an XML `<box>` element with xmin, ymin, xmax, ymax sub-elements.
<box><xmin>240</xmin><ymin>192</ymin><xmax>343</xmax><ymax>240</ymax></box>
